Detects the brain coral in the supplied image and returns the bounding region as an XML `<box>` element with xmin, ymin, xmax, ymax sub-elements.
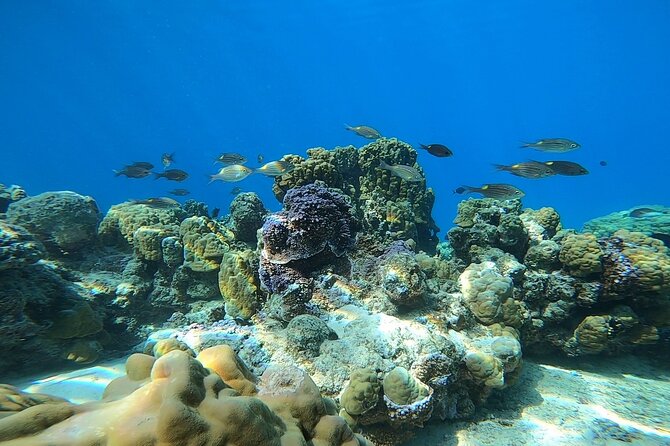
<box><xmin>459</xmin><ymin>261</ymin><xmax>525</xmax><ymax>327</ymax></box>
<box><xmin>559</xmin><ymin>232</ymin><xmax>603</xmax><ymax>277</ymax></box>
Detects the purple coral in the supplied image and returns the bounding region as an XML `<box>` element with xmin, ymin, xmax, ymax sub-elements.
<box><xmin>262</xmin><ymin>183</ymin><xmax>356</xmax><ymax>264</ymax></box>
<box><xmin>259</xmin><ymin>183</ymin><xmax>357</xmax><ymax>321</ymax></box>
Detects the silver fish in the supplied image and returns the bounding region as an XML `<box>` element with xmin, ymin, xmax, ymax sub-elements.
<box><xmin>215</xmin><ymin>152</ymin><xmax>247</xmax><ymax>165</ymax></box>
<box><xmin>378</xmin><ymin>160</ymin><xmax>423</xmax><ymax>182</ymax></box>
<box><xmin>345</xmin><ymin>124</ymin><xmax>382</xmax><ymax>139</ymax></box>
<box><xmin>209</xmin><ymin>164</ymin><xmax>253</xmax><ymax>182</ymax></box>
<box><xmin>494</xmin><ymin>161</ymin><xmax>556</xmax><ymax>179</ymax></box>
<box><xmin>128</xmin><ymin>197</ymin><xmax>181</xmax><ymax>207</ymax></box>
<box><xmin>521</xmin><ymin>138</ymin><xmax>580</xmax><ymax>153</ymax></box>
<box><xmin>255</xmin><ymin>160</ymin><xmax>295</xmax><ymax>177</ymax></box>
<box><xmin>457</xmin><ymin>184</ymin><xmax>525</xmax><ymax>200</ymax></box>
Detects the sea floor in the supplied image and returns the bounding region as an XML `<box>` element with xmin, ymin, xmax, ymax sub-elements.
<box><xmin>10</xmin><ymin>354</ymin><xmax>670</xmax><ymax>446</ymax></box>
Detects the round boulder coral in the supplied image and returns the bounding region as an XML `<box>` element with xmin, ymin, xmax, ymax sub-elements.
<box><xmin>7</xmin><ymin>191</ymin><xmax>101</xmax><ymax>253</ymax></box>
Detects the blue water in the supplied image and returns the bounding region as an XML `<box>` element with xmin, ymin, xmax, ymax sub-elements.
<box><xmin>1</xmin><ymin>1</ymin><xmax>669</xmax><ymax>235</ymax></box>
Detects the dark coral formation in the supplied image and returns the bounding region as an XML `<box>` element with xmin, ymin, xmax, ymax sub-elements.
<box><xmin>272</xmin><ymin>138</ymin><xmax>439</xmax><ymax>253</ymax></box>
<box><xmin>259</xmin><ymin>182</ymin><xmax>357</xmax><ymax>321</ymax></box>
<box><xmin>228</xmin><ymin>192</ymin><xmax>268</xmax><ymax>243</ymax></box>
<box><xmin>6</xmin><ymin>191</ymin><xmax>101</xmax><ymax>254</ymax></box>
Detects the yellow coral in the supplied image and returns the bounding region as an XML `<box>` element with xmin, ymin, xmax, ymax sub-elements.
<box><xmin>559</xmin><ymin>233</ymin><xmax>603</xmax><ymax>277</ymax></box>
<box><xmin>340</xmin><ymin>368</ymin><xmax>381</xmax><ymax>416</ymax></box>
<box><xmin>464</xmin><ymin>351</ymin><xmax>505</xmax><ymax>388</ymax></box>
<box><xmin>218</xmin><ymin>249</ymin><xmax>262</xmax><ymax>320</ymax></box>
<box><xmin>382</xmin><ymin>366</ymin><xmax>429</xmax><ymax>406</ymax></box>
<box><xmin>574</xmin><ymin>315</ymin><xmax>609</xmax><ymax>353</ymax></box>
<box><xmin>180</xmin><ymin>216</ymin><xmax>232</xmax><ymax>272</ymax></box>
<box><xmin>614</xmin><ymin>230</ymin><xmax>670</xmax><ymax>293</ymax></box>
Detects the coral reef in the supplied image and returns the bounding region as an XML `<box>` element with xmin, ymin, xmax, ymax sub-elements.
<box><xmin>259</xmin><ymin>182</ymin><xmax>357</xmax><ymax>321</ymax></box>
<box><xmin>271</xmin><ymin>139</ymin><xmax>439</xmax><ymax>253</ymax></box>
<box><xmin>583</xmin><ymin>205</ymin><xmax>670</xmax><ymax>238</ymax></box>
<box><xmin>6</xmin><ymin>191</ymin><xmax>100</xmax><ymax>254</ymax></box>
<box><xmin>0</xmin><ymin>347</ymin><xmax>371</xmax><ymax>446</ymax></box>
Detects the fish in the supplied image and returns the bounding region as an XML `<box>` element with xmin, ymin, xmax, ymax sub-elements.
<box><xmin>378</xmin><ymin>160</ymin><xmax>423</xmax><ymax>182</ymax></box>
<box><xmin>255</xmin><ymin>160</ymin><xmax>295</xmax><ymax>177</ymax></box>
<box><xmin>131</xmin><ymin>161</ymin><xmax>154</xmax><ymax>170</ymax></box>
<box><xmin>599</xmin><ymin>160</ymin><xmax>608</xmax><ymax>166</ymax></box>
<box><xmin>161</xmin><ymin>152</ymin><xmax>175</xmax><ymax>168</ymax></box>
<box><xmin>521</xmin><ymin>138</ymin><xmax>580</xmax><ymax>152</ymax></box>
<box><xmin>168</xmin><ymin>188</ymin><xmax>190</xmax><ymax>196</ymax></box>
<box><xmin>455</xmin><ymin>184</ymin><xmax>525</xmax><ymax>200</ymax></box>
<box><xmin>215</xmin><ymin>152</ymin><xmax>247</xmax><ymax>165</ymax></box>
<box><xmin>493</xmin><ymin>161</ymin><xmax>556</xmax><ymax>179</ymax></box>
<box><xmin>419</xmin><ymin>143</ymin><xmax>453</xmax><ymax>157</ymax></box>
<box><xmin>128</xmin><ymin>197</ymin><xmax>180</xmax><ymax>208</ymax></box>
<box><xmin>541</xmin><ymin>160</ymin><xmax>589</xmax><ymax>176</ymax></box>
<box><xmin>114</xmin><ymin>165</ymin><xmax>152</xmax><ymax>178</ymax></box>
<box><xmin>155</xmin><ymin>169</ymin><xmax>189</xmax><ymax>181</ymax></box>
<box><xmin>211</xmin><ymin>208</ymin><xmax>220</xmax><ymax>219</ymax></box>
<box><xmin>629</xmin><ymin>207</ymin><xmax>663</xmax><ymax>218</ymax></box>
<box><xmin>209</xmin><ymin>164</ymin><xmax>253</xmax><ymax>182</ymax></box>
<box><xmin>231</xmin><ymin>186</ymin><xmax>243</xmax><ymax>195</ymax></box>
<box><xmin>345</xmin><ymin>124</ymin><xmax>382</xmax><ymax>139</ymax></box>
<box><xmin>257</xmin><ymin>154</ymin><xmax>264</xmax><ymax>164</ymax></box>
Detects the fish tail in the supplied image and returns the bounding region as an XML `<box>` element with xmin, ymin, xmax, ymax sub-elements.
<box><xmin>418</xmin><ymin>143</ymin><xmax>427</xmax><ymax>150</ymax></box>
<box><xmin>154</xmin><ymin>172</ymin><xmax>163</xmax><ymax>179</ymax></box>
<box><xmin>344</xmin><ymin>123</ymin><xmax>353</xmax><ymax>130</ymax></box>
<box><xmin>520</xmin><ymin>142</ymin><xmax>534</xmax><ymax>148</ymax></box>
<box><xmin>493</xmin><ymin>164</ymin><xmax>509</xmax><ymax>171</ymax></box>
<box><xmin>461</xmin><ymin>185</ymin><xmax>478</xmax><ymax>193</ymax></box>
<box><xmin>113</xmin><ymin>170</ymin><xmax>122</xmax><ymax>177</ymax></box>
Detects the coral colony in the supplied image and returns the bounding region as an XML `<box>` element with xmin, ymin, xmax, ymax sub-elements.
<box><xmin>0</xmin><ymin>139</ymin><xmax>669</xmax><ymax>445</ymax></box>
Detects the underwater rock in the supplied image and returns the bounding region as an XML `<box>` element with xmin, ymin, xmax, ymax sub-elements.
<box><xmin>6</xmin><ymin>191</ymin><xmax>101</xmax><ymax>254</ymax></box>
<box><xmin>228</xmin><ymin>192</ymin><xmax>268</xmax><ymax>243</ymax></box>
<box><xmin>0</xmin><ymin>221</ymin><xmax>45</xmax><ymax>270</ymax></box>
<box><xmin>377</xmin><ymin>246</ymin><xmax>427</xmax><ymax>308</ymax></box>
<box><xmin>0</xmin><ymin>348</ymin><xmax>372</xmax><ymax>446</ymax></box>
<box><xmin>286</xmin><ymin>315</ymin><xmax>337</xmax><ymax>357</ymax></box>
